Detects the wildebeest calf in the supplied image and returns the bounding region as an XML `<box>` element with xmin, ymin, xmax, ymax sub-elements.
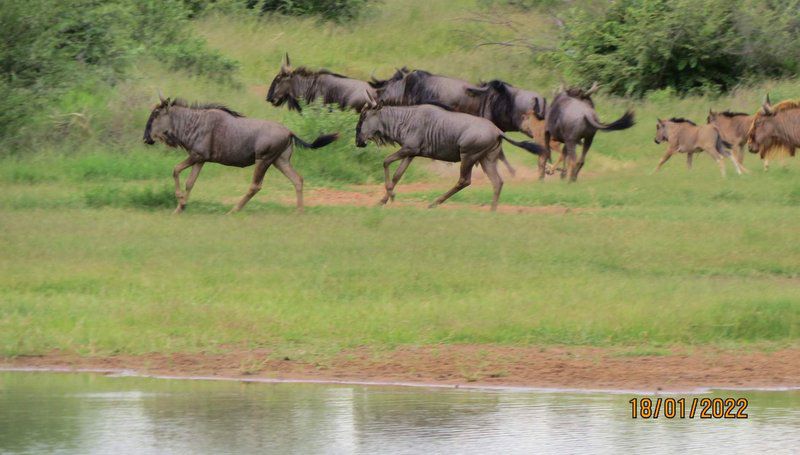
<box><xmin>355</xmin><ymin>94</ymin><xmax>545</xmax><ymax>211</ymax></box>
<box><xmin>653</xmin><ymin>118</ymin><xmax>746</xmax><ymax>176</ymax></box>
<box><xmin>143</xmin><ymin>95</ymin><xmax>338</xmax><ymax>213</ymax></box>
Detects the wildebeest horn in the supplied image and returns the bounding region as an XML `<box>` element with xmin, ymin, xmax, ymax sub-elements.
<box><xmin>157</xmin><ymin>89</ymin><xmax>165</xmax><ymax>103</ymax></box>
<box><xmin>365</xmin><ymin>90</ymin><xmax>378</xmax><ymax>108</ymax></box>
<box><xmin>586</xmin><ymin>81</ymin><xmax>600</xmax><ymax>96</ymax></box>
<box><xmin>762</xmin><ymin>93</ymin><xmax>773</xmax><ymax>114</ymax></box>
<box><xmin>281</xmin><ymin>52</ymin><xmax>291</xmax><ymax>72</ymax></box>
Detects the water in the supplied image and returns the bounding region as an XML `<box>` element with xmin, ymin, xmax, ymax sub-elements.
<box><xmin>0</xmin><ymin>372</ymin><xmax>798</xmax><ymax>454</ymax></box>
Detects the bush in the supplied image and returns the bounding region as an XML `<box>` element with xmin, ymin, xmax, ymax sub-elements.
<box><xmin>285</xmin><ymin>103</ymin><xmax>387</xmax><ymax>184</ymax></box>
<box><xmin>550</xmin><ymin>0</ymin><xmax>800</xmax><ymax>96</ymax></box>
<box><xmin>184</xmin><ymin>0</ymin><xmax>374</xmax><ymax>21</ymax></box>
<box><xmin>0</xmin><ymin>0</ymin><xmax>236</xmax><ymax>150</ymax></box>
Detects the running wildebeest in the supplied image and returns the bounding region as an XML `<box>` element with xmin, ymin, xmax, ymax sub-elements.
<box><xmin>266</xmin><ymin>53</ymin><xmax>378</xmax><ymax>112</ymax></box>
<box><xmin>653</xmin><ymin>118</ymin><xmax>746</xmax><ymax>176</ymax></box>
<box><xmin>521</xmin><ymin>109</ymin><xmax>563</xmax><ymax>174</ymax></box>
<box><xmin>747</xmin><ymin>95</ymin><xmax>799</xmax><ymax>169</ymax></box>
<box><xmin>143</xmin><ymin>94</ymin><xmax>338</xmax><ymax>214</ymax></box>
<box><xmin>707</xmin><ymin>110</ymin><xmax>754</xmax><ymax>167</ymax></box>
<box><xmin>543</xmin><ymin>83</ymin><xmax>635</xmax><ymax>181</ymax></box>
<box><xmin>355</xmin><ymin>94</ymin><xmax>546</xmax><ymax>211</ymax></box>
<box><xmin>371</xmin><ymin>70</ymin><xmax>546</xmax><ymax>134</ymax></box>
<box><xmin>370</xmin><ymin>70</ymin><xmax>546</xmax><ymax>176</ymax></box>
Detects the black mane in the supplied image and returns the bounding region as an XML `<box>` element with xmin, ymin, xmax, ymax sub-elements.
<box><xmin>475</xmin><ymin>79</ymin><xmax>517</xmax><ymax>131</ymax></box>
<box><xmin>719</xmin><ymin>110</ymin><xmax>750</xmax><ymax>117</ymax></box>
<box><xmin>668</xmin><ymin>117</ymin><xmax>696</xmax><ymax>125</ymax></box>
<box><xmin>171</xmin><ymin>99</ymin><xmax>244</xmax><ymax>117</ymax></box>
<box><xmin>292</xmin><ymin>66</ymin><xmax>349</xmax><ymax>79</ymax></box>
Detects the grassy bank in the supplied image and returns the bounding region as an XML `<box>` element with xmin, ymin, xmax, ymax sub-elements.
<box><xmin>0</xmin><ymin>0</ymin><xmax>798</xmax><ymax>359</ymax></box>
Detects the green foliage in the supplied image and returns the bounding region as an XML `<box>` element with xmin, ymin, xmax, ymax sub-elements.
<box><xmin>84</xmin><ymin>184</ymin><xmax>175</xmax><ymax>209</ymax></box>
<box><xmin>551</xmin><ymin>0</ymin><xmax>800</xmax><ymax>96</ymax></box>
<box><xmin>0</xmin><ymin>0</ymin><xmax>236</xmax><ymax>149</ymax></box>
<box><xmin>257</xmin><ymin>0</ymin><xmax>374</xmax><ymax>20</ymax></box>
<box><xmin>285</xmin><ymin>103</ymin><xmax>387</xmax><ymax>184</ymax></box>
<box><xmin>182</xmin><ymin>0</ymin><xmax>375</xmax><ymax>21</ymax></box>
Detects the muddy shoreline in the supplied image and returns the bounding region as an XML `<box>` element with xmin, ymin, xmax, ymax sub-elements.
<box><xmin>4</xmin><ymin>345</ymin><xmax>799</xmax><ymax>392</ymax></box>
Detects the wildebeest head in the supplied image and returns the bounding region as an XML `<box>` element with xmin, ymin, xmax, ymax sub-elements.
<box><xmin>654</xmin><ymin>119</ymin><xmax>668</xmax><ymax>144</ymax></box>
<box><xmin>467</xmin><ymin>80</ymin><xmax>547</xmax><ymax>125</ymax></box>
<box><xmin>468</xmin><ymin>80</ymin><xmax>548</xmax><ymax>135</ymax></box>
<box><xmin>266</xmin><ymin>53</ymin><xmax>303</xmax><ymax>112</ymax></box>
<box><xmin>370</xmin><ymin>67</ymin><xmax>414</xmax><ymax>105</ymax></box>
<box><xmin>143</xmin><ymin>92</ymin><xmax>174</xmax><ymax>146</ymax></box>
<box><xmin>356</xmin><ymin>92</ymin><xmax>385</xmax><ymax>148</ymax></box>
<box><xmin>369</xmin><ymin>67</ymin><xmax>410</xmax><ymax>89</ymax></box>
<box><xmin>747</xmin><ymin>94</ymin><xmax>781</xmax><ymax>154</ymax></box>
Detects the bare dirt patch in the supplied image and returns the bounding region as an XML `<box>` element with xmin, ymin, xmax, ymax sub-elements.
<box><xmin>4</xmin><ymin>345</ymin><xmax>798</xmax><ymax>392</ymax></box>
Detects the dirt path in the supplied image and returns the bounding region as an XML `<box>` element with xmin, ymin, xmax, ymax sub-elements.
<box><xmin>4</xmin><ymin>345</ymin><xmax>799</xmax><ymax>392</ymax></box>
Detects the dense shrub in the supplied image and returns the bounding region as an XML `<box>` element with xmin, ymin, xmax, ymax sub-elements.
<box><xmin>285</xmin><ymin>103</ymin><xmax>387</xmax><ymax>184</ymax></box>
<box><xmin>549</xmin><ymin>0</ymin><xmax>800</xmax><ymax>96</ymax></box>
<box><xmin>183</xmin><ymin>0</ymin><xmax>374</xmax><ymax>21</ymax></box>
<box><xmin>0</xmin><ymin>0</ymin><xmax>236</xmax><ymax>148</ymax></box>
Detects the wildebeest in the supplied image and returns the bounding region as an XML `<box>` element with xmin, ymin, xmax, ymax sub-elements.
<box><xmin>143</xmin><ymin>94</ymin><xmax>338</xmax><ymax>214</ymax></box>
<box><xmin>521</xmin><ymin>109</ymin><xmax>563</xmax><ymax>174</ymax></box>
<box><xmin>544</xmin><ymin>83</ymin><xmax>635</xmax><ymax>181</ymax></box>
<box><xmin>371</xmin><ymin>70</ymin><xmax>546</xmax><ymax>134</ymax></box>
<box><xmin>370</xmin><ymin>69</ymin><xmax>546</xmax><ymax>175</ymax></box>
<box><xmin>266</xmin><ymin>53</ymin><xmax>377</xmax><ymax>112</ymax></box>
<box><xmin>355</xmin><ymin>95</ymin><xmax>546</xmax><ymax>211</ymax></box>
<box><xmin>707</xmin><ymin>110</ymin><xmax>754</xmax><ymax>166</ymax></box>
<box><xmin>747</xmin><ymin>95</ymin><xmax>799</xmax><ymax>169</ymax></box>
<box><xmin>653</xmin><ymin>118</ymin><xmax>746</xmax><ymax>176</ymax></box>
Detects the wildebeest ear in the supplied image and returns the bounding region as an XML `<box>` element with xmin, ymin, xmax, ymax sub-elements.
<box><xmin>586</xmin><ymin>81</ymin><xmax>600</xmax><ymax>96</ymax></box>
<box><xmin>657</xmin><ymin>118</ymin><xmax>663</xmax><ymax>125</ymax></box>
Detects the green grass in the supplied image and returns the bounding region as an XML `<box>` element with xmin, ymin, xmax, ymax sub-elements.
<box><xmin>0</xmin><ymin>0</ymin><xmax>798</xmax><ymax>358</ymax></box>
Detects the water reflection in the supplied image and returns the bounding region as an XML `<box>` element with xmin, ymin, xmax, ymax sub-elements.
<box><xmin>0</xmin><ymin>372</ymin><xmax>798</xmax><ymax>454</ymax></box>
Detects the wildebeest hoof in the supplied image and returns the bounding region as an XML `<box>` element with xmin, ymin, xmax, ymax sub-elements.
<box><xmin>172</xmin><ymin>206</ymin><xmax>185</xmax><ymax>215</ymax></box>
<box><xmin>427</xmin><ymin>202</ymin><xmax>439</xmax><ymax>209</ymax></box>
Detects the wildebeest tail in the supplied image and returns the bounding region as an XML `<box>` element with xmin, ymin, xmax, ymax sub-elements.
<box><xmin>501</xmin><ymin>135</ymin><xmax>546</xmax><ymax>155</ymax></box>
<box><xmin>585</xmin><ymin>110</ymin><xmax>635</xmax><ymax>131</ymax></box>
<box><xmin>715</xmin><ymin>133</ymin><xmax>733</xmax><ymax>157</ymax></box>
<box><xmin>292</xmin><ymin>133</ymin><xmax>339</xmax><ymax>149</ymax></box>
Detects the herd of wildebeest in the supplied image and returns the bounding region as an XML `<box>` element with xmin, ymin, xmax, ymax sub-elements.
<box><xmin>142</xmin><ymin>54</ymin><xmax>799</xmax><ymax>213</ymax></box>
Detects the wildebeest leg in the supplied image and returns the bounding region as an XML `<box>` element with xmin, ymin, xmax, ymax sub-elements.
<box><xmin>429</xmin><ymin>156</ymin><xmax>476</xmax><ymax>208</ymax></box>
<box><xmin>172</xmin><ymin>158</ymin><xmax>194</xmax><ymax>214</ymax></box>
<box><xmin>174</xmin><ymin>162</ymin><xmax>205</xmax><ymax>214</ymax></box>
<box><xmin>385</xmin><ymin>157</ymin><xmax>414</xmax><ymax>204</ymax></box>
<box><xmin>228</xmin><ymin>159</ymin><xmax>271</xmax><ymax>214</ymax></box>
<box><xmin>559</xmin><ymin>144</ymin><xmax>569</xmax><ymax>180</ymax></box>
<box><xmin>380</xmin><ymin>148</ymin><xmax>413</xmax><ymax>205</ymax></box>
<box><xmin>565</xmin><ymin>142</ymin><xmax>579</xmax><ymax>182</ymax></box>
<box><xmin>653</xmin><ymin>147</ymin><xmax>676</xmax><ymax>173</ymax></box>
<box><xmin>728</xmin><ymin>151</ymin><xmax>748</xmax><ymax>175</ymax></box>
<box><xmin>539</xmin><ymin>131</ymin><xmax>552</xmax><ymax>180</ymax></box>
<box><xmin>705</xmin><ymin>148</ymin><xmax>727</xmax><ymax>177</ymax></box>
<box><xmin>686</xmin><ymin>152</ymin><xmax>694</xmax><ymax>170</ymax></box>
<box><xmin>480</xmin><ymin>155</ymin><xmax>503</xmax><ymax>212</ymax></box>
<box><xmin>499</xmin><ymin>152</ymin><xmax>516</xmax><ymax>178</ymax></box>
<box><xmin>574</xmin><ymin>133</ymin><xmax>594</xmax><ymax>180</ymax></box>
<box><xmin>735</xmin><ymin>144</ymin><xmax>745</xmax><ymax>167</ymax></box>
<box><xmin>273</xmin><ymin>154</ymin><xmax>304</xmax><ymax>212</ymax></box>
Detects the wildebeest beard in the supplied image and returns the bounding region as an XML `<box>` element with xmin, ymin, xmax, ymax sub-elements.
<box><xmin>143</xmin><ymin>110</ymin><xmax>157</xmax><ymax>144</ymax></box>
